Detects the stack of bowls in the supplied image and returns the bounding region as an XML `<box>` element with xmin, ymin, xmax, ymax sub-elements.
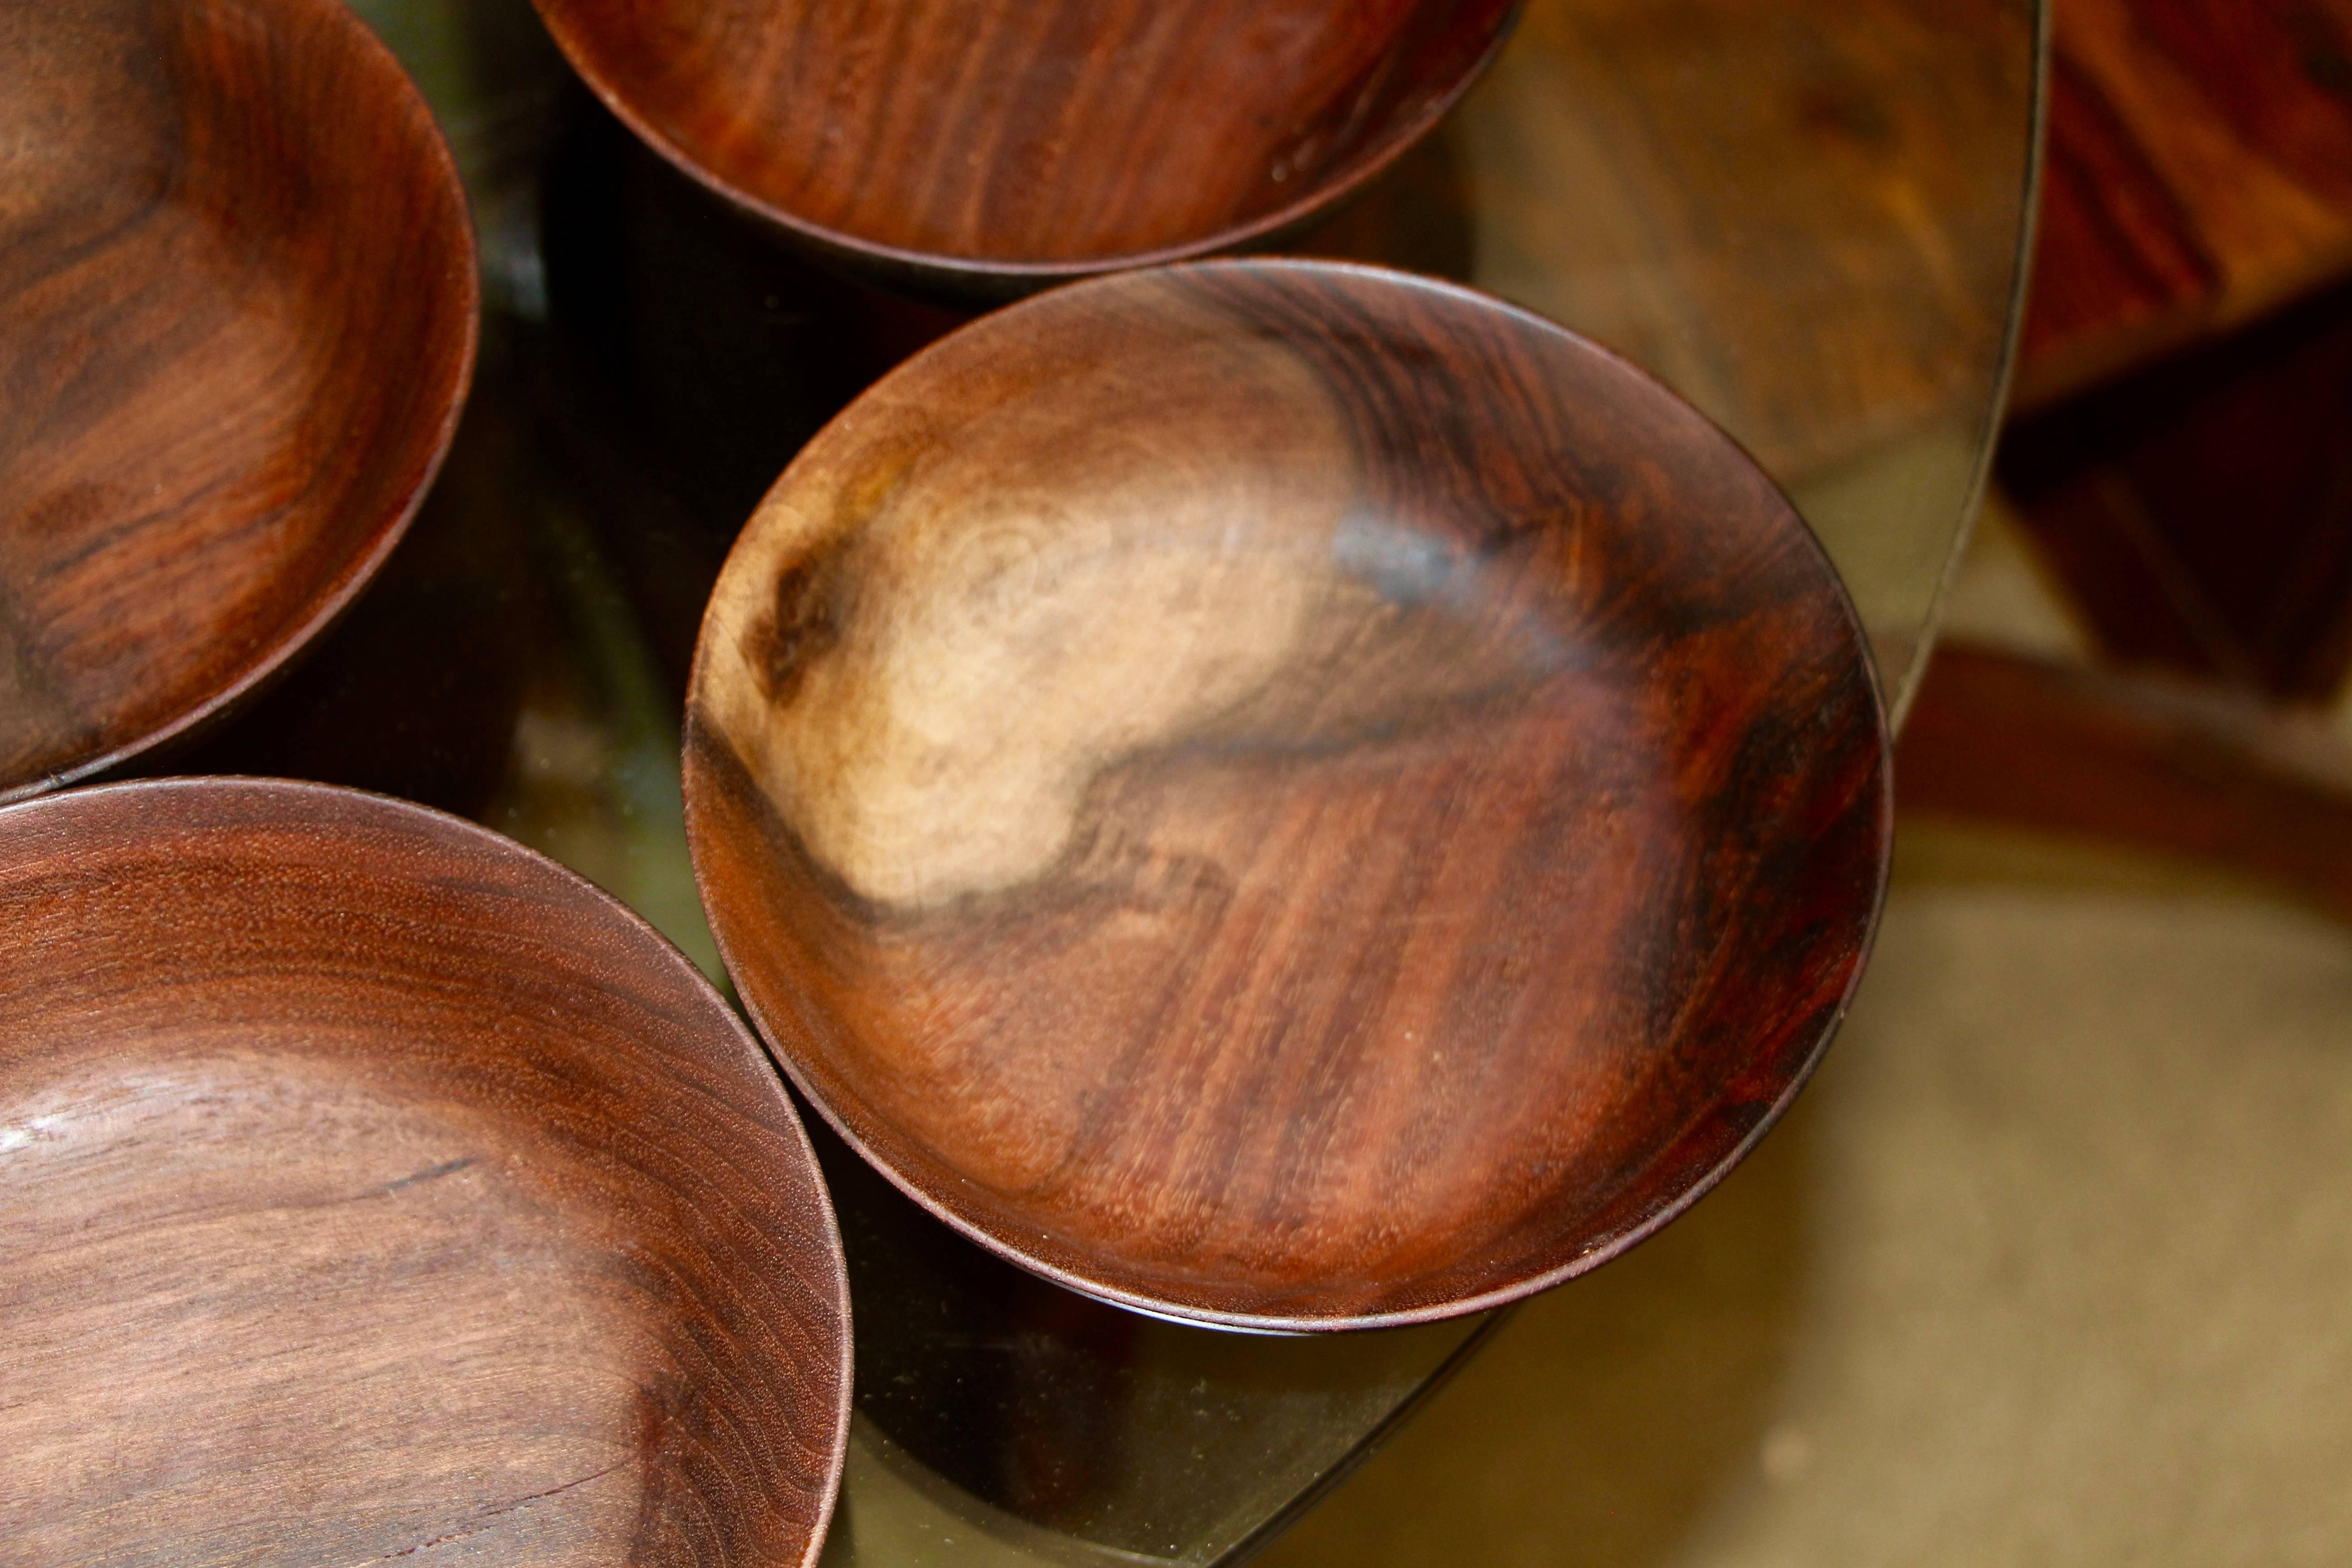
<box><xmin>0</xmin><ymin>0</ymin><xmax>1890</xmax><ymax>1557</ymax></box>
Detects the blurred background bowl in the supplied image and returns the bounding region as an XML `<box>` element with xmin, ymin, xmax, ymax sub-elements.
<box><xmin>529</xmin><ymin>0</ymin><xmax>1519</xmax><ymax>295</ymax></box>
<box><xmin>0</xmin><ymin>0</ymin><xmax>478</xmax><ymax>803</ymax></box>
<box><xmin>0</xmin><ymin>777</ymin><xmax>850</xmax><ymax>1563</ymax></box>
<box><xmin>684</xmin><ymin>259</ymin><xmax>1891</xmax><ymax>1331</ymax></box>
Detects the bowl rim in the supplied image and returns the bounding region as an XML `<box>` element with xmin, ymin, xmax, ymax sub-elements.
<box><xmin>0</xmin><ymin>0</ymin><xmax>482</xmax><ymax>807</ymax></box>
<box><xmin>532</xmin><ymin>0</ymin><xmax>1526</xmax><ymax>291</ymax></box>
<box><xmin>683</xmin><ymin>257</ymin><xmax>1894</xmax><ymax>1332</ymax></box>
<box><xmin>0</xmin><ymin>772</ymin><xmax>856</xmax><ymax>1559</ymax></box>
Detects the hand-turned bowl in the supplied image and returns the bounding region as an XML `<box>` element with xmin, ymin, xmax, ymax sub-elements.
<box><xmin>684</xmin><ymin>260</ymin><xmax>1892</xmax><ymax>1332</ymax></box>
<box><xmin>529</xmin><ymin>0</ymin><xmax>1520</xmax><ymax>295</ymax></box>
<box><xmin>0</xmin><ymin>779</ymin><xmax>850</xmax><ymax>1563</ymax></box>
<box><xmin>0</xmin><ymin>0</ymin><xmax>478</xmax><ymax>803</ymax></box>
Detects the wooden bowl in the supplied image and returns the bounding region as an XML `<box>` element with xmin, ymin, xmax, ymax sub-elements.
<box><xmin>0</xmin><ymin>0</ymin><xmax>478</xmax><ymax>803</ymax></box>
<box><xmin>530</xmin><ymin>0</ymin><xmax>1519</xmax><ymax>294</ymax></box>
<box><xmin>683</xmin><ymin>260</ymin><xmax>1892</xmax><ymax>1331</ymax></box>
<box><xmin>0</xmin><ymin>779</ymin><xmax>850</xmax><ymax>1562</ymax></box>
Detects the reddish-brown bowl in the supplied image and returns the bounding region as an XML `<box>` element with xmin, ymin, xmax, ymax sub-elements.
<box><xmin>684</xmin><ymin>259</ymin><xmax>1892</xmax><ymax>1331</ymax></box>
<box><xmin>0</xmin><ymin>0</ymin><xmax>478</xmax><ymax>802</ymax></box>
<box><xmin>0</xmin><ymin>778</ymin><xmax>851</xmax><ymax>1562</ymax></box>
<box><xmin>530</xmin><ymin>0</ymin><xmax>1519</xmax><ymax>294</ymax></box>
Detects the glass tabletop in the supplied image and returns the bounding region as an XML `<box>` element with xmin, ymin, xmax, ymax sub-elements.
<box><xmin>181</xmin><ymin>1</ymin><xmax>2043</xmax><ymax>1560</ymax></box>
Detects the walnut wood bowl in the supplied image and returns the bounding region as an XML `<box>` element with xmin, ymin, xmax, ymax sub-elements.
<box><xmin>530</xmin><ymin>0</ymin><xmax>1519</xmax><ymax>295</ymax></box>
<box><xmin>0</xmin><ymin>779</ymin><xmax>850</xmax><ymax>1563</ymax></box>
<box><xmin>0</xmin><ymin>0</ymin><xmax>478</xmax><ymax>803</ymax></box>
<box><xmin>685</xmin><ymin>260</ymin><xmax>1891</xmax><ymax>1331</ymax></box>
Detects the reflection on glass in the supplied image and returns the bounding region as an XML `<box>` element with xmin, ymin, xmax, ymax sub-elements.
<box><xmin>1313</xmin><ymin>0</ymin><xmax>2040</xmax><ymax>711</ymax></box>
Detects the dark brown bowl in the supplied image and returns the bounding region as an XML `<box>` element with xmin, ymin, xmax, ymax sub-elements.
<box><xmin>0</xmin><ymin>779</ymin><xmax>850</xmax><ymax>1562</ymax></box>
<box><xmin>683</xmin><ymin>259</ymin><xmax>1892</xmax><ymax>1332</ymax></box>
<box><xmin>0</xmin><ymin>0</ymin><xmax>478</xmax><ymax>803</ymax></box>
<box><xmin>530</xmin><ymin>0</ymin><xmax>1519</xmax><ymax>295</ymax></box>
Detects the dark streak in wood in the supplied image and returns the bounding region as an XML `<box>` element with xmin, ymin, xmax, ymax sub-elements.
<box><xmin>685</xmin><ymin>260</ymin><xmax>1891</xmax><ymax>1330</ymax></box>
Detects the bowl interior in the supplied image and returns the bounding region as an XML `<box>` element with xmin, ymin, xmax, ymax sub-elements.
<box><xmin>534</xmin><ymin>0</ymin><xmax>1517</xmax><ymax>277</ymax></box>
<box><xmin>686</xmin><ymin>260</ymin><xmax>1890</xmax><ymax>1329</ymax></box>
<box><xmin>0</xmin><ymin>0</ymin><xmax>476</xmax><ymax>798</ymax></box>
<box><xmin>0</xmin><ymin>780</ymin><xmax>848</xmax><ymax>1563</ymax></box>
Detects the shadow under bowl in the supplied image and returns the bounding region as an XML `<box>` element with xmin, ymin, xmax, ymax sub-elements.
<box><xmin>530</xmin><ymin>0</ymin><xmax>1519</xmax><ymax>296</ymax></box>
<box><xmin>684</xmin><ymin>259</ymin><xmax>1892</xmax><ymax>1331</ymax></box>
<box><xmin>0</xmin><ymin>779</ymin><xmax>851</xmax><ymax>1563</ymax></box>
<box><xmin>0</xmin><ymin>0</ymin><xmax>478</xmax><ymax>802</ymax></box>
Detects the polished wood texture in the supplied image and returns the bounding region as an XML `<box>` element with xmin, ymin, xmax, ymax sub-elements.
<box><xmin>0</xmin><ymin>0</ymin><xmax>477</xmax><ymax>802</ymax></box>
<box><xmin>685</xmin><ymin>261</ymin><xmax>1891</xmax><ymax>1330</ymax></box>
<box><xmin>2017</xmin><ymin>0</ymin><xmax>2352</xmax><ymax>408</ymax></box>
<box><xmin>0</xmin><ymin>779</ymin><xmax>850</xmax><ymax>1564</ymax></box>
<box><xmin>530</xmin><ymin>0</ymin><xmax>1518</xmax><ymax>292</ymax></box>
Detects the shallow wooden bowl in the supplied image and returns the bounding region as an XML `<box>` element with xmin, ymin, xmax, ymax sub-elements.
<box><xmin>0</xmin><ymin>0</ymin><xmax>478</xmax><ymax>802</ymax></box>
<box><xmin>531</xmin><ymin>0</ymin><xmax>1519</xmax><ymax>294</ymax></box>
<box><xmin>685</xmin><ymin>260</ymin><xmax>1891</xmax><ymax>1331</ymax></box>
<box><xmin>0</xmin><ymin>779</ymin><xmax>850</xmax><ymax>1563</ymax></box>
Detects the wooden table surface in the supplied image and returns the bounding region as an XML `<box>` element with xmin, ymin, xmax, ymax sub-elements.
<box><xmin>2017</xmin><ymin>0</ymin><xmax>2352</xmax><ymax>409</ymax></box>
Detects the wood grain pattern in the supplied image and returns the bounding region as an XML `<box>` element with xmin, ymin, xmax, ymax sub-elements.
<box><xmin>684</xmin><ymin>260</ymin><xmax>1891</xmax><ymax>1330</ymax></box>
<box><xmin>0</xmin><ymin>779</ymin><xmax>850</xmax><ymax>1565</ymax></box>
<box><xmin>2017</xmin><ymin>0</ymin><xmax>2352</xmax><ymax>407</ymax></box>
<box><xmin>529</xmin><ymin>0</ymin><xmax>1517</xmax><ymax>293</ymax></box>
<box><xmin>0</xmin><ymin>0</ymin><xmax>477</xmax><ymax>802</ymax></box>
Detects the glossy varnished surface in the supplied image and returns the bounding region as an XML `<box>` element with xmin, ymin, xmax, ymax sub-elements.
<box><xmin>531</xmin><ymin>0</ymin><xmax>1517</xmax><ymax>291</ymax></box>
<box><xmin>0</xmin><ymin>0</ymin><xmax>476</xmax><ymax>801</ymax></box>
<box><xmin>2018</xmin><ymin>0</ymin><xmax>2352</xmax><ymax>409</ymax></box>
<box><xmin>686</xmin><ymin>261</ymin><xmax>1891</xmax><ymax>1330</ymax></box>
<box><xmin>0</xmin><ymin>780</ymin><xmax>849</xmax><ymax>1564</ymax></box>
